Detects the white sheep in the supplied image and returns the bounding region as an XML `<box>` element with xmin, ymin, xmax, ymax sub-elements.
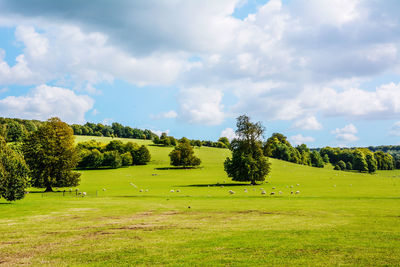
<box><xmin>82</xmin><ymin>192</ymin><xmax>87</xmax><ymax>196</ymax></box>
<box><xmin>145</xmin><ymin>189</ymin><xmax>148</xmax><ymax>192</ymax></box>
<box><xmin>261</xmin><ymin>190</ymin><xmax>266</xmax><ymax>195</ymax></box>
<box><xmin>139</xmin><ymin>189</ymin><xmax>143</xmax><ymax>192</ymax></box>
<box><xmin>290</xmin><ymin>185</ymin><xmax>293</xmax><ymax>188</ymax></box>
<box><xmin>229</xmin><ymin>190</ymin><xmax>235</xmax><ymax>194</ymax></box>
<box><xmin>279</xmin><ymin>191</ymin><xmax>282</xmax><ymax>194</ymax></box>
<box><xmin>244</xmin><ymin>188</ymin><xmax>248</xmax><ymax>193</ymax></box>
<box><xmin>296</xmin><ymin>184</ymin><xmax>300</xmax><ymax>186</ymax></box>
<box><xmin>170</xmin><ymin>189</ymin><xmax>174</xmax><ymax>193</ymax></box>
<box><xmin>295</xmin><ymin>190</ymin><xmax>300</xmax><ymax>194</ymax></box>
<box><xmin>102</xmin><ymin>188</ymin><xmax>106</xmax><ymax>191</ymax></box>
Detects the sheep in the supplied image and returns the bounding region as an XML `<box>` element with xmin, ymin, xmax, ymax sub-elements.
<box><xmin>145</xmin><ymin>189</ymin><xmax>148</xmax><ymax>192</ymax></box>
<box><xmin>221</xmin><ymin>185</ymin><xmax>224</xmax><ymax>188</ymax></box>
<box><xmin>253</xmin><ymin>188</ymin><xmax>256</xmax><ymax>191</ymax></box>
<box><xmin>229</xmin><ymin>190</ymin><xmax>235</xmax><ymax>194</ymax></box>
<box><xmin>296</xmin><ymin>184</ymin><xmax>300</xmax><ymax>186</ymax></box>
<box><xmin>170</xmin><ymin>189</ymin><xmax>174</xmax><ymax>193</ymax></box>
<box><xmin>102</xmin><ymin>188</ymin><xmax>106</xmax><ymax>191</ymax></box>
<box><xmin>279</xmin><ymin>191</ymin><xmax>282</xmax><ymax>194</ymax></box>
<box><xmin>139</xmin><ymin>189</ymin><xmax>143</xmax><ymax>192</ymax></box>
<box><xmin>261</xmin><ymin>190</ymin><xmax>266</xmax><ymax>195</ymax></box>
<box><xmin>272</xmin><ymin>187</ymin><xmax>276</xmax><ymax>189</ymax></box>
<box><xmin>176</xmin><ymin>189</ymin><xmax>180</xmax><ymax>193</ymax></box>
<box><xmin>333</xmin><ymin>185</ymin><xmax>337</xmax><ymax>187</ymax></box>
<box><xmin>260</xmin><ymin>188</ymin><xmax>264</xmax><ymax>191</ymax></box>
<box><xmin>244</xmin><ymin>188</ymin><xmax>248</xmax><ymax>193</ymax></box>
<box><xmin>69</xmin><ymin>188</ymin><xmax>72</xmax><ymax>192</ymax></box>
<box><xmin>270</xmin><ymin>192</ymin><xmax>275</xmax><ymax>195</ymax></box>
<box><xmin>291</xmin><ymin>191</ymin><xmax>293</xmax><ymax>194</ymax></box>
<box><xmin>295</xmin><ymin>190</ymin><xmax>300</xmax><ymax>194</ymax></box>
<box><xmin>82</xmin><ymin>192</ymin><xmax>87</xmax><ymax>196</ymax></box>
<box><xmin>290</xmin><ymin>185</ymin><xmax>293</xmax><ymax>188</ymax></box>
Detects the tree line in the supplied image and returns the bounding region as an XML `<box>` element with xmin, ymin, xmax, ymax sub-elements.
<box><xmin>0</xmin><ymin>117</ymin><xmax>159</xmax><ymax>142</ymax></box>
<box><xmin>153</xmin><ymin>132</ymin><xmax>230</xmax><ymax>149</ymax></box>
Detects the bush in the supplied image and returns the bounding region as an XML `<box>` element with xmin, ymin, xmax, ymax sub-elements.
<box><xmin>103</xmin><ymin>151</ymin><xmax>122</xmax><ymax>169</ymax></box>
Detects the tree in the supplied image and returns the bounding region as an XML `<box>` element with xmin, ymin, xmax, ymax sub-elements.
<box><xmin>352</xmin><ymin>150</ymin><xmax>368</xmax><ymax>172</ymax></box>
<box><xmin>310</xmin><ymin>151</ymin><xmax>324</xmax><ymax>168</ymax></box>
<box><xmin>22</xmin><ymin>117</ymin><xmax>81</xmax><ymax>192</ymax></box>
<box><xmin>0</xmin><ymin>137</ymin><xmax>29</xmax><ymax>201</ymax></box>
<box><xmin>169</xmin><ymin>139</ymin><xmax>201</xmax><ymax>167</ymax></box>
<box><xmin>365</xmin><ymin>152</ymin><xmax>377</xmax><ymax>173</ymax></box>
<box><xmin>224</xmin><ymin>115</ymin><xmax>270</xmax><ymax>185</ymax></box>
<box><xmin>346</xmin><ymin>161</ymin><xmax>353</xmax><ymax>170</ymax></box>
<box><xmin>337</xmin><ymin>160</ymin><xmax>346</xmax><ymax>170</ymax></box>
<box><xmin>102</xmin><ymin>151</ymin><xmax>122</xmax><ymax>168</ymax></box>
<box><xmin>121</xmin><ymin>152</ymin><xmax>133</xmax><ymax>166</ymax></box>
<box><xmin>133</xmin><ymin>145</ymin><xmax>151</xmax><ymax>165</ymax></box>
<box><xmin>218</xmin><ymin>137</ymin><xmax>230</xmax><ymax>148</ymax></box>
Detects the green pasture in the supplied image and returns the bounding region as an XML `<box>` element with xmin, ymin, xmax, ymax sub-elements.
<box><xmin>1</xmin><ymin>136</ymin><xmax>400</xmax><ymax>266</ymax></box>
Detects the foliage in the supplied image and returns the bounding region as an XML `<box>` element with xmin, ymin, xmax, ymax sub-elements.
<box><xmin>22</xmin><ymin>117</ymin><xmax>81</xmax><ymax>192</ymax></box>
<box><xmin>337</xmin><ymin>160</ymin><xmax>346</xmax><ymax>170</ymax></box>
<box><xmin>169</xmin><ymin>139</ymin><xmax>201</xmax><ymax>167</ymax></box>
<box><xmin>103</xmin><ymin>151</ymin><xmax>122</xmax><ymax>169</ymax></box>
<box><xmin>0</xmin><ymin>137</ymin><xmax>29</xmax><ymax>201</ymax></box>
<box><xmin>224</xmin><ymin>115</ymin><xmax>270</xmax><ymax>185</ymax></box>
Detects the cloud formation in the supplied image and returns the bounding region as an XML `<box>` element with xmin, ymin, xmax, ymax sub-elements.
<box><xmin>332</xmin><ymin>123</ymin><xmax>358</xmax><ymax>143</ymax></box>
<box><xmin>1</xmin><ymin>0</ymin><xmax>400</xmax><ymax>131</ymax></box>
<box><xmin>0</xmin><ymin>84</ymin><xmax>94</xmax><ymax>123</ymax></box>
<box><xmin>289</xmin><ymin>134</ymin><xmax>315</xmax><ymax>145</ymax></box>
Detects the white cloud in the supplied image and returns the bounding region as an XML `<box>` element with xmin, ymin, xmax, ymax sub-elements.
<box><xmin>150</xmin><ymin>110</ymin><xmax>178</xmax><ymax>120</ymax></box>
<box><xmin>1</xmin><ymin>0</ymin><xmax>400</xmax><ymax>131</ymax></box>
<box><xmin>389</xmin><ymin>121</ymin><xmax>400</xmax><ymax>136</ymax></box>
<box><xmin>0</xmin><ymin>84</ymin><xmax>94</xmax><ymax>124</ymax></box>
<box><xmin>292</xmin><ymin>116</ymin><xmax>322</xmax><ymax>130</ymax></box>
<box><xmin>220</xmin><ymin>127</ymin><xmax>237</xmax><ymax>141</ymax></box>
<box><xmin>289</xmin><ymin>134</ymin><xmax>315</xmax><ymax>145</ymax></box>
<box><xmin>178</xmin><ymin>87</ymin><xmax>224</xmax><ymax>125</ymax></box>
<box><xmin>332</xmin><ymin>123</ymin><xmax>358</xmax><ymax>142</ymax></box>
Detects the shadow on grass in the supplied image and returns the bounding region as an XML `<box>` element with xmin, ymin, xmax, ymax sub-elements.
<box><xmin>154</xmin><ymin>167</ymin><xmax>201</xmax><ymax>170</ymax></box>
<box><xmin>179</xmin><ymin>183</ymin><xmax>251</xmax><ymax>187</ymax></box>
<box><xmin>0</xmin><ymin>202</ymin><xmax>12</xmax><ymax>205</ymax></box>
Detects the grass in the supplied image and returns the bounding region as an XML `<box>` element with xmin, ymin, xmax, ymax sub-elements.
<box><xmin>1</xmin><ymin>136</ymin><xmax>400</xmax><ymax>266</ymax></box>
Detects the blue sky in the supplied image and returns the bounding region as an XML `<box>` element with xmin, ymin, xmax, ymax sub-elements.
<box><xmin>1</xmin><ymin>0</ymin><xmax>400</xmax><ymax>147</ymax></box>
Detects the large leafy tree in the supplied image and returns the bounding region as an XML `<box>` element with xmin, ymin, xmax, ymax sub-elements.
<box><xmin>22</xmin><ymin>117</ymin><xmax>81</xmax><ymax>192</ymax></box>
<box><xmin>224</xmin><ymin>115</ymin><xmax>270</xmax><ymax>185</ymax></box>
<box><xmin>0</xmin><ymin>137</ymin><xmax>29</xmax><ymax>201</ymax></box>
<box><xmin>169</xmin><ymin>138</ymin><xmax>201</xmax><ymax>167</ymax></box>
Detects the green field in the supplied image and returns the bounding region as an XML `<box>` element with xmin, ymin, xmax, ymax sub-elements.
<box><xmin>1</xmin><ymin>136</ymin><xmax>400</xmax><ymax>266</ymax></box>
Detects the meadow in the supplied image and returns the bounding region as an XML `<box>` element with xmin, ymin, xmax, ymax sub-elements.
<box><xmin>1</xmin><ymin>136</ymin><xmax>400</xmax><ymax>266</ymax></box>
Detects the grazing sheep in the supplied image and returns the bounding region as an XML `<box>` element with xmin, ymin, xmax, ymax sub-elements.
<box><xmin>170</xmin><ymin>189</ymin><xmax>174</xmax><ymax>193</ymax></box>
<box><xmin>270</xmin><ymin>192</ymin><xmax>275</xmax><ymax>195</ymax></box>
<box><xmin>296</xmin><ymin>184</ymin><xmax>300</xmax><ymax>186</ymax></box>
<box><xmin>152</xmin><ymin>174</ymin><xmax>157</xmax><ymax>176</ymax></box>
<box><xmin>139</xmin><ymin>189</ymin><xmax>143</xmax><ymax>192</ymax></box>
<box><xmin>82</xmin><ymin>192</ymin><xmax>87</xmax><ymax>196</ymax></box>
<box><xmin>229</xmin><ymin>190</ymin><xmax>235</xmax><ymax>194</ymax></box>
<box><xmin>102</xmin><ymin>188</ymin><xmax>106</xmax><ymax>191</ymax></box>
<box><xmin>272</xmin><ymin>187</ymin><xmax>276</xmax><ymax>189</ymax></box>
<box><xmin>223</xmin><ymin>180</ymin><xmax>226</xmax><ymax>183</ymax></box>
<box><xmin>176</xmin><ymin>189</ymin><xmax>180</xmax><ymax>192</ymax></box>
<box><xmin>244</xmin><ymin>188</ymin><xmax>248</xmax><ymax>193</ymax></box>
<box><xmin>221</xmin><ymin>185</ymin><xmax>224</xmax><ymax>188</ymax></box>
<box><xmin>78</xmin><ymin>192</ymin><xmax>82</xmax><ymax>195</ymax></box>
<box><xmin>260</xmin><ymin>188</ymin><xmax>264</xmax><ymax>191</ymax></box>
<box><xmin>261</xmin><ymin>190</ymin><xmax>266</xmax><ymax>195</ymax></box>
<box><xmin>279</xmin><ymin>191</ymin><xmax>282</xmax><ymax>194</ymax></box>
<box><xmin>253</xmin><ymin>188</ymin><xmax>256</xmax><ymax>191</ymax></box>
<box><xmin>295</xmin><ymin>190</ymin><xmax>300</xmax><ymax>194</ymax></box>
<box><xmin>290</xmin><ymin>185</ymin><xmax>293</xmax><ymax>188</ymax></box>
<box><xmin>145</xmin><ymin>189</ymin><xmax>148</xmax><ymax>192</ymax></box>
<box><xmin>69</xmin><ymin>188</ymin><xmax>72</xmax><ymax>192</ymax></box>
<box><xmin>291</xmin><ymin>191</ymin><xmax>293</xmax><ymax>194</ymax></box>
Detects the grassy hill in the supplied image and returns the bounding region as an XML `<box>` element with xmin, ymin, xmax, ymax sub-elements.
<box><xmin>1</xmin><ymin>136</ymin><xmax>400</xmax><ymax>266</ymax></box>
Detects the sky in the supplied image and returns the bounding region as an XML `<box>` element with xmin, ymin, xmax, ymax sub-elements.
<box><xmin>0</xmin><ymin>0</ymin><xmax>400</xmax><ymax>147</ymax></box>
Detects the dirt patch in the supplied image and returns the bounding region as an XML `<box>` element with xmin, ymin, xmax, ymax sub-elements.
<box><xmin>112</xmin><ymin>224</ymin><xmax>172</xmax><ymax>231</ymax></box>
<box><xmin>236</xmin><ymin>210</ymin><xmax>283</xmax><ymax>215</ymax></box>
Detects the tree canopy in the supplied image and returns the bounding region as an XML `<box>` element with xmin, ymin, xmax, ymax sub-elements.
<box><xmin>22</xmin><ymin>117</ymin><xmax>81</xmax><ymax>192</ymax></box>
<box><xmin>224</xmin><ymin>115</ymin><xmax>270</xmax><ymax>185</ymax></box>
<box><xmin>0</xmin><ymin>136</ymin><xmax>29</xmax><ymax>201</ymax></box>
<box><xmin>169</xmin><ymin>138</ymin><xmax>201</xmax><ymax>167</ymax></box>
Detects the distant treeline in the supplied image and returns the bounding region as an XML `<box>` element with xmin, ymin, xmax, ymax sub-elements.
<box><xmin>0</xmin><ymin>117</ymin><xmax>230</xmax><ymax>148</ymax></box>
<box><xmin>263</xmin><ymin>133</ymin><xmax>398</xmax><ymax>172</ymax></box>
<box><xmin>153</xmin><ymin>133</ymin><xmax>230</xmax><ymax>149</ymax></box>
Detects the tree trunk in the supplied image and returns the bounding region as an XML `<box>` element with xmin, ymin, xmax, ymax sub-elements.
<box><xmin>44</xmin><ymin>185</ymin><xmax>53</xmax><ymax>192</ymax></box>
<box><xmin>251</xmin><ymin>180</ymin><xmax>257</xmax><ymax>185</ymax></box>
